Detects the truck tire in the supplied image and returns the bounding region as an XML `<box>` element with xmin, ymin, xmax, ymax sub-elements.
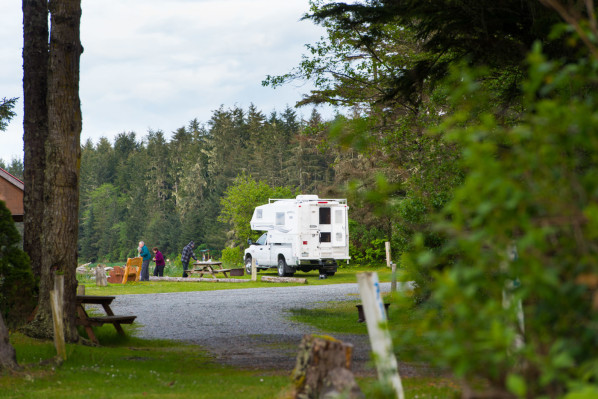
<box><xmin>277</xmin><ymin>258</ymin><xmax>286</xmax><ymax>277</ymax></box>
<box><xmin>245</xmin><ymin>256</ymin><xmax>253</xmax><ymax>275</ymax></box>
<box><xmin>277</xmin><ymin>257</ymin><xmax>288</xmax><ymax>277</ymax></box>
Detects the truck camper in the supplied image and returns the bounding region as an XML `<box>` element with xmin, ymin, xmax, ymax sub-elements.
<box><xmin>244</xmin><ymin>195</ymin><xmax>350</xmax><ymax>277</ymax></box>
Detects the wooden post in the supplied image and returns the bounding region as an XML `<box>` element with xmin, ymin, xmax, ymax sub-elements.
<box><xmin>357</xmin><ymin>272</ymin><xmax>404</xmax><ymax>399</ymax></box>
<box><xmin>95</xmin><ymin>264</ymin><xmax>107</xmax><ymax>286</ymax></box>
<box><xmin>391</xmin><ymin>263</ymin><xmax>397</xmax><ymax>293</ymax></box>
<box><xmin>251</xmin><ymin>257</ymin><xmax>257</xmax><ymax>281</ymax></box>
<box><xmin>76</xmin><ymin>284</ymin><xmax>85</xmax><ymax>295</ymax></box>
<box><xmin>50</xmin><ymin>274</ymin><xmax>66</xmax><ymax>361</ymax></box>
<box><xmin>385</xmin><ymin>241</ymin><xmax>391</xmax><ymax>268</ymax></box>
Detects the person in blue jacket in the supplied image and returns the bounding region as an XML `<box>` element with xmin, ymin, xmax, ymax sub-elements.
<box><xmin>138</xmin><ymin>241</ymin><xmax>152</xmax><ymax>281</ymax></box>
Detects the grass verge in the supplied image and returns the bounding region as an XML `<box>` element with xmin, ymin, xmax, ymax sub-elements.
<box><xmin>1</xmin><ymin>331</ymin><xmax>289</xmax><ymax>399</ymax></box>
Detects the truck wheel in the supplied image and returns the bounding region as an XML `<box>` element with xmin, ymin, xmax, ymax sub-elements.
<box><xmin>277</xmin><ymin>258</ymin><xmax>287</xmax><ymax>277</ymax></box>
<box><xmin>245</xmin><ymin>256</ymin><xmax>253</xmax><ymax>275</ymax></box>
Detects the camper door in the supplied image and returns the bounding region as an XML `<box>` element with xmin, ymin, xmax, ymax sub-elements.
<box><xmin>331</xmin><ymin>206</ymin><xmax>347</xmax><ymax>247</ymax></box>
<box><xmin>317</xmin><ymin>205</ymin><xmax>346</xmax><ymax>247</ymax></box>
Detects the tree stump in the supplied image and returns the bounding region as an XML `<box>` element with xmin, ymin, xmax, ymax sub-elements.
<box><xmin>95</xmin><ymin>265</ymin><xmax>107</xmax><ymax>287</ymax></box>
<box><xmin>291</xmin><ymin>335</ymin><xmax>363</xmax><ymax>399</ymax></box>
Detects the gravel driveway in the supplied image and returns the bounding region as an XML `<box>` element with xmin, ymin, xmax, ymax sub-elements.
<box><xmin>107</xmin><ymin>282</ymin><xmax>428</xmax><ymax>376</ymax></box>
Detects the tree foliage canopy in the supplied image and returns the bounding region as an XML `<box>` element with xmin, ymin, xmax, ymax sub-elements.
<box><xmin>268</xmin><ymin>1</ymin><xmax>598</xmax><ymax>397</ymax></box>
<box><xmin>77</xmin><ymin>106</ymin><xmax>338</xmax><ymax>261</ymax></box>
<box><xmin>0</xmin><ymin>97</ymin><xmax>17</xmax><ymax>132</ymax></box>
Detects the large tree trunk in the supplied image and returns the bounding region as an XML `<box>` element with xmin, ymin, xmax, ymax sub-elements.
<box><xmin>43</xmin><ymin>0</ymin><xmax>83</xmax><ymax>342</ymax></box>
<box><xmin>22</xmin><ymin>0</ymin><xmax>48</xmax><ymax>280</ymax></box>
<box><xmin>23</xmin><ymin>0</ymin><xmax>83</xmax><ymax>342</ymax></box>
<box><xmin>20</xmin><ymin>0</ymin><xmax>51</xmax><ymax>340</ymax></box>
<box><xmin>0</xmin><ymin>314</ymin><xmax>18</xmax><ymax>371</ymax></box>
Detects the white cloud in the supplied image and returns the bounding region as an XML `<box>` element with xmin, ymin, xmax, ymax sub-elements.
<box><xmin>0</xmin><ymin>0</ymin><xmax>331</xmax><ymax>162</ymax></box>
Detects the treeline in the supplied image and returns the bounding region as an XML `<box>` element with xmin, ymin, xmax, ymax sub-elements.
<box><xmin>78</xmin><ymin>105</ymin><xmax>341</xmax><ymax>262</ymax></box>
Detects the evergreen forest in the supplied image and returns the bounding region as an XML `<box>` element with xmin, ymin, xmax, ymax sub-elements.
<box><xmin>76</xmin><ymin>105</ymin><xmax>351</xmax><ymax>263</ymax></box>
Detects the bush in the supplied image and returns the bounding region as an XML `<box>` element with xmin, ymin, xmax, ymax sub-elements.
<box><xmin>0</xmin><ymin>200</ymin><xmax>37</xmax><ymax>328</ymax></box>
<box><xmin>399</xmin><ymin>46</ymin><xmax>598</xmax><ymax>398</ymax></box>
<box><xmin>221</xmin><ymin>247</ymin><xmax>243</xmax><ymax>268</ymax></box>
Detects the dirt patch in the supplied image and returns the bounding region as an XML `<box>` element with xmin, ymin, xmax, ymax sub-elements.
<box><xmin>201</xmin><ymin>333</ymin><xmax>438</xmax><ymax>378</ymax></box>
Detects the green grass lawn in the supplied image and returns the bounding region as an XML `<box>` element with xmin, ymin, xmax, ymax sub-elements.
<box><xmin>1</xmin><ymin>265</ymin><xmax>460</xmax><ymax>398</ymax></box>
<box><xmin>80</xmin><ymin>264</ymin><xmax>393</xmax><ymax>296</ymax></box>
<box><xmin>1</xmin><ymin>332</ymin><xmax>290</xmax><ymax>399</ymax></box>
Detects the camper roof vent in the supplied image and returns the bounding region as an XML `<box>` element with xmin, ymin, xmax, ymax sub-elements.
<box><xmin>296</xmin><ymin>195</ymin><xmax>319</xmax><ymax>201</ymax></box>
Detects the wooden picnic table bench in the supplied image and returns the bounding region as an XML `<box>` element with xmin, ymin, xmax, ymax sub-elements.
<box><xmin>189</xmin><ymin>261</ymin><xmax>232</xmax><ymax>278</ymax></box>
<box><xmin>76</xmin><ymin>295</ymin><xmax>136</xmax><ymax>344</ymax></box>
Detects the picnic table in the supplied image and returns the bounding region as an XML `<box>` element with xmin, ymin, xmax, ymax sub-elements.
<box><xmin>188</xmin><ymin>261</ymin><xmax>232</xmax><ymax>278</ymax></box>
<box><xmin>76</xmin><ymin>295</ymin><xmax>136</xmax><ymax>344</ymax></box>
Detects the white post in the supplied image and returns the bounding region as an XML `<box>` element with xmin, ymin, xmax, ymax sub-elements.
<box><xmin>251</xmin><ymin>257</ymin><xmax>257</xmax><ymax>281</ymax></box>
<box><xmin>50</xmin><ymin>274</ymin><xmax>66</xmax><ymax>361</ymax></box>
<box><xmin>502</xmin><ymin>244</ymin><xmax>525</xmax><ymax>352</ymax></box>
<box><xmin>357</xmin><ymin>272</ymin><xmax>404</xmax><ymax>399</ymax></box>
<box><xmin>385</xmin><ymin>241</ymin><xmax>391</xmax><ymax>268</ymax></box>
<box><xmin>391</xmin><ymin>263</ymin><xmax>397</xmax><ymax>293</ymax></box>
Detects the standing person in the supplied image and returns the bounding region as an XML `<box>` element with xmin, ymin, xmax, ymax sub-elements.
<box><xmin>152</xmin><ymin>247</ymin><xmax>166</xmax><ymax>277</ymax></box>
<box><xmin>138</xmin><ymin>241</ymin><xmax>152</xmax><ymax>281</ymax></box>
<box><xmin>180</xmin><ymin>241</ymin><xmax>197</xmax><ymax>278</ymax></box>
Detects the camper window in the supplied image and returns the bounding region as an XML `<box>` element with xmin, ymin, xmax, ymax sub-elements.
<box><xmin>256</xmin><ymin>209</ymin><xmax>263</xmax><ymax>219</ymax></box>
<box><xmin>320</xmin><ymin>232</ymin><xmax>331</xmax><ymax>242</ymax></box>
<box><xmin>276</xmin><ymin>212</ymin><xmax>285</xmax><ymax>225</ymax></box>
<box><xmin>335</xmin><ymin>209</ymin><xmax>343</xmax><ymax>224</ymax></box>
<box><xmin>319</xmin><ymin>208</ymin><xmax>331</xmax><ymax>224</ymax></box>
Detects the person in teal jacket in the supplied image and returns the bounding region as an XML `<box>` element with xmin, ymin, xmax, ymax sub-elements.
<box><xmin>138</xmin><ymin>241</ymin><xmax>152</xmax><ymax>281</ymax></box>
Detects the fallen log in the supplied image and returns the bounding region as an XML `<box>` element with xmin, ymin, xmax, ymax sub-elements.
<box><xmin>261</xmin><ymin>276</ymin><xmax>308</xmax><ymax>284</ymax></box>
<box><xmin>149</xmin><ymin>276</ymin><xmax>251</xmax><ymax>283</ymax></box>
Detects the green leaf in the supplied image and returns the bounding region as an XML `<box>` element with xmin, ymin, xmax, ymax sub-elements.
<box><xmin>506</xmin><ymin>374</ymin><xmax>527</xmax><ymax>397</ymax></box>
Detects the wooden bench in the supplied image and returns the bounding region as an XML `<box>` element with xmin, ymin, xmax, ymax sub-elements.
<box><xmin>106</xmin><ymin>257</ymin><xmax>142</xmax><ymax>284</ymax></box>
<box><xmin>122</xmin><ymin>257</ymin><xmax>142</xmax><ymax>283</ymax></box>
<box><xmin>189</xmin><ymin>261</ymin><xmax>232</xmax><ymax>278</ymax></box>
<box><xmin>187</xmin><ymin>267</ymin><xmax>232</xmax><ymax>278</ymax></box>
<box><xmin>76</xmin><ymin>295</ymin><xmax>137</xmax><ymax>344</ymax></box>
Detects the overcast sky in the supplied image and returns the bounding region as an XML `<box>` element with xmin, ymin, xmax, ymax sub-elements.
<box><xmin>0</xmin><ymin>0</ymin><xmax>331</xmax><ymax>163</ymax></box>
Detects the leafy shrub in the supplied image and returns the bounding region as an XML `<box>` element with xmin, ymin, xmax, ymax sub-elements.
<box><xmin>0</xmin><ymin>200</ymin><xmax>37</xmax><ymax>328</ymax></box>
<box><xmin>348</xmin><ymin>219</ymin><xmax>388</xmax><ymax>264</ymax></box>
<box><xmin>399</xmin><ymin>46</ymin><xmax>598</xmax><ymax>398</ymax></box>
<box><xmin>221</xmin><ymin>247</ymin><xmax>243</xmax><ymax>268</ymax></box>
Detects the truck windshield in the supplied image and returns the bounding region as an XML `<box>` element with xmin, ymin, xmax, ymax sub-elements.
<box><xmin>256</xmin><ymin>233</ymin><xmax>267</xmax><ymax>245</ymax></box>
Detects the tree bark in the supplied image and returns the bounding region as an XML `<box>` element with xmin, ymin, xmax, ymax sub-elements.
<box><xmin>24</xmin><ymin>0</ymin><xmax>83</xmax><ymax>342</ymax></box>
<box><xmin>43</xmin><ymin>0</ymin><xmax>83</xmax><ymax>342</ymax></box>
<box><xmin>22</xmin><ymin>0</ymin><xmax>49</xmax><ymax>280</ymax></box>
<box><xmin>0</xmin><ymin>314</ymin><xmax>18</xmax><ymax>371</ymax></box>
<box><xmin>291</xmin><ymin>335</ymin><xmax>361</xmax><ymax>399</ymax></box>
<box><xmin>20</xmin><ymin>0</ymin><xmax>51</xmax><ymax>340</ymax></box>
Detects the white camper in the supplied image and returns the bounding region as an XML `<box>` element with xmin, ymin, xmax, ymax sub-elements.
<box><xmin>244</xmin><ymin>195</ymin><xmax>350</xmax><ymax>277</ymax></box>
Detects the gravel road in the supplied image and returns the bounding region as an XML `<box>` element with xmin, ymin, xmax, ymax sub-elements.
<box><xmin>106</xmin><ymin>282</ymin><xmax>429</xmax><ymax>376</ymax></box>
